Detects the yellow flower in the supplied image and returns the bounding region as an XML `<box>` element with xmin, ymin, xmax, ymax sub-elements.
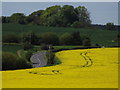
<box><xmin>1</xmin><ymin>48</ymin><xmax>118</xmax><ymax>88</ymax></box>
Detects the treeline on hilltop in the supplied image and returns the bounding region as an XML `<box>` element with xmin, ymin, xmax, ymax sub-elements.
<box><xmin>1</xmin><ymin>5</ymin><xmax>118</xmax><ymax>30</ymax></box>
<box><xmin>2</xmin><ymin>5</ymin><xmax>91</xmax><ymax>28</ymax></box>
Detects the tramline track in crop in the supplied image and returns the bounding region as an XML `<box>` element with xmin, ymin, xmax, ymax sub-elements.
<box><xmin>80</xmin><ymin>52</ymin><xmax>93</xmax><ymax>67</ymax></box>
<box><xmin>29</xmin><ymin>51</ymin><xmax>93</xmax><ymax>75</ymax></box>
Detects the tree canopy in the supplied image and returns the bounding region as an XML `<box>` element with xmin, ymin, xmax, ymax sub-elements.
<box><xmin>2</xmin><ymin>5</ymin><xmax>91</xmax><ymax>28</ymax></box>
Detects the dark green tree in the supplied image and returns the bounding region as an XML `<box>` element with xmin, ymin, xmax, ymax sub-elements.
<box><xmin>106</xmin><ymin>22</ymin><xmax>115</xmax><ymax>30</ymax></box>
<box><xmin>41</xmin><ymin>32</ymin><xmax>59</xmax><ymax>45</ymax></box>
<box><xmin>30</xmin><ymin>32</ymin><xmax>39</xmax><ymax>45</ymax></box>
<box><xmin>117</xmin><ymin>34</ymin><xmax>120</xmax><ymax>46</ymax></box>
<box><xmin>40</xmin><ymin>5</ymin><xmax>61</xmax><ymax>26</ymax></box>
<box><xmin>46</xmin><ymin>45</ymin><xmax>55</xmax><ymax>65</ymax></box>
<box><xmin>60</xmin><ymin>33</ymin><xmax>73</xmax><ymax>45</ymax></box>
<box><xmin>10</xmin><ymin>13</ymin><xmax>26</xmax><ymax>24</ymax></box>
<box><xmin>2</xmin><ymin>52</ymin><xmax>17</xmax><ymax>70</ymax></box>
<box><xmin>22</xmin><ymin>33</ymin><xmax>31</xmax><ymax>43</ymax></box>
<box><xmin>23</xmin><ymin>42</ymin><xmax>33</xmax><ymax>50</ymax></box>
<box><xmin>74</xmin><ymin>6</ymin><xmax>91</xmax><ymax>26</ymax></box>
<box><xmin>46</xmin><ymin>5</ymin><xmax>78</xmax><ymax>27</ymax></box>
<box><xmin>82</xmin><ymin>38</ymin><xmax>91</xmax><ymax>46</ymax></box>
<box><xmin>25</xmin><ymin>51</ymin><xmax>33</xmax><ymax>62</ymax></box>
<box><xmin>71</xmin><ymin>31</ymin><xmax>82</xmax><ymax>45</ymax></box>
<box><xmin>30</xmin><ymin>10</ymin><xmax>44</xmax><ymax>17</ymax></box>
<box><xmin>2</xmin><ymin>16</ymin><xmax>10</xmax><ymax>23</ymax></box>
<box><xmin>3</xmin><ymin>33</ymin><xmax>21</xmax><ymax>43</ymax></box>
<box><xmin>60</xmin><ymin>5</ymin><xmax>78</xmax><ymax>26</ymax></box>
<box><xmin>16</xmin><ymin>58</ymin><xmax>32</xmax><ymax>69</ymax></box>
<box><xmin>25</xmin><ymin>10</ymin><xmax>44</xmax><ymax>25</ymax></box>
<box><xmin>71</xmin><ymin>21</ymin><xmax>86</xmax><ymax>28</ymax></box>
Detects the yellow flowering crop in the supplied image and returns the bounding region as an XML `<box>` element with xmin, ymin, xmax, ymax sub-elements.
<box><xmin>1</xmin><ymin>48</ymin><xmax>118</xmax><ymax>88</ymax></box>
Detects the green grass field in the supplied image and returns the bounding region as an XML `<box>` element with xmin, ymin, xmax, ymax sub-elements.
<box><xmin>2</xmin><ymin>44</ymin><xmax>22</xmax><ymax>55</ymax></box>
<box><xmin>3</xmin><ymin>23</ymin><xmax>118</xmax><ymax>46</ymax></box>
<box><xmin>2</xmin><ymin>44</ymin><xmax>81</xmax><ymax>56</ymax></box>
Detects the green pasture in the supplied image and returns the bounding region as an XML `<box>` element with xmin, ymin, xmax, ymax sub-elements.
<box><xmin>2</xmin><ymin>44</ymin><xmax>81</xmax><ymax>55</ymax></box>
<box><xmin>2</xmin><ymin>44</ymin><xmax>22</xmax><ymax>55</ymax></box>
<box><xmin>2</xmin><ymin>23</ymin><xmax>118</xmax><ymax>46</ymax></box>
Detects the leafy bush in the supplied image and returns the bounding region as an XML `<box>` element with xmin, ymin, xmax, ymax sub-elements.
<box><xmin>22</xmin><ymin>32</ymin><xmax>40</xmax><ymax>45</ymax></box>
<box><xmin>23</xmin><ymin>42</ymin><xmax>33</xmax><ymax>50</ymax></box>
<box><xmin>46</xmin><ymin>45</ymin><xmax>55</xmax><ymax>65</ymax></box>
<box><xmin>71</xmin><ymin>31</ymin><xmax>82</xmax><ymax>45</ymax></box>
<box><xmin>10</xmin><ymin>13</ymin><xmax>26</xmax><ymax>24</ymax></box>
<box><xmin>46</xmin><ymin>50</ymin><xmax>55</xmax><ymax>65</ymax></box>
<box><xmin>16</xmin><ymin>58</ymin><xmax>32</xmax><ymax>69</ymax></box>
<box><xmin>41</xmin><ymin>32</ymin><xmax>59</xmax><ymax>45</ymax></box>
<box><xmin>2</xmin><ymin>16</ymin><xmax>10</xmax><ymax>23</ymax></box>
<box><xmin>71</xmin><ymin>21</ymin><xmax>86</xmax><ymax>28</ymax></box>
<box><xmin>106</xmin><ymin>22</ymin><xmax>115</xmax><ymax>30</ymax></box>
<box><xmin>82</xmin><ymin>38</ymin><xmax>91</xmax><ymax>46</ymax></box>
<box><xmin>40</xmin><ymin>44</ymin><xmax>48</xmax><ymax>50</ymax></box>
<box><xmin>2</xmin><ymin>52</ymin><xmax>17</xmax><ymax>70</ymax></box>
<box><xmin>25</xmin><ymin>51</ymin><xmax>33</xmax><ymax>62</ymax></box>
<box><xmin>2</xmin><ymin>52</ymin><xmax>32</xmax><ymax>70</ymax></box>
<box><xmin>60</xmin><ymin>33</ymin><xmax>73</xmax><ymax>45</ymax></box>
<box><xmin>3</xmin><ymin>33</ymin><xmax>21</xmax><ymax>43</ymax></box>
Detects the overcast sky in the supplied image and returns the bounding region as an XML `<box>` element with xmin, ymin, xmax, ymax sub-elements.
<box><xmin>2</xmin><ymin>2</ymin><xmax>119</xmax><ymax>25</ymax></box>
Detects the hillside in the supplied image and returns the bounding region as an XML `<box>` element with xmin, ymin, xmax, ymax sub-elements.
<box><xmin>2</xmin><ymin>23</ymin><xmax>118</xmax><ymax>46</ymax></box>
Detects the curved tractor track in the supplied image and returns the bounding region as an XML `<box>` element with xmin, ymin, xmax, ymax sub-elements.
<box><xmin>80</xmin><ymin>52</ymin><xmax>93</xmax><ymax>67</ymax></box>
<box><xmin>29</xmin><ymin>51</ymin><xmax>93</xmax><ymax>75</ymax></box>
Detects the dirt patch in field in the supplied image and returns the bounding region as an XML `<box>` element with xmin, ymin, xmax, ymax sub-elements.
<box><xmin>17</xmin><ymin>49</ymin><xmax>21</xmax><ymax>57</ymax></box>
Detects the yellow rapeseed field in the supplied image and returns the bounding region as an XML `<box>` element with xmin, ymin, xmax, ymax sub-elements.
<box><xmin>1</xmin><ymin>48</ymin><xmax>118</xmax><ymax>88</ymax></box>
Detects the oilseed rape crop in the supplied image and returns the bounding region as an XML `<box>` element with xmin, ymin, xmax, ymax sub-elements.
<box><xmin>1</xmin><ymin>48</ymin><xmax>118</xmax><ymax>88</ymax></box>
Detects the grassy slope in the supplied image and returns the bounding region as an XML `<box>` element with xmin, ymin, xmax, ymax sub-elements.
<box><xmin>3</xmin><ymin>23</ymin><xmax>118</xmax><ymax>46</ymax></box>
<box><xmin>2</xmin><ymin>44</ymin><xmax>81</xmax><ymax>56</ymax></box>
<box><xmin>2</xmin><ymin>44</ymin><xmax>22</xmax><ymax>55</ymax></box>
<box><xmin>2</xmin><ymin>48</ymin><xmax>118</xmax><ymax>88</ymax></box>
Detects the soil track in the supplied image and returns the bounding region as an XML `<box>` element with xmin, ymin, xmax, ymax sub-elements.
<box><xmin>80</xmin><ymin>52</ymin><xmax>93</xmax><ymax>67</ymax></box>
<box><xmin>17</xmin><ymin>49</ymin><xmax>21</xmax><ymax>57</ymax></box>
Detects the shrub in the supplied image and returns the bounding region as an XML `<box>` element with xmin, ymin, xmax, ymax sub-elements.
<box><xmin>106</xmin><ymin>22</ymin><xmax>115</xmax><ymax>30</ymax></box>
<box><xmin>3</xmin><ymin>33</ymin><xmax>21</xmax><ymax>43</ymax></box>
<box><xmin>2</xmin><ymin>52</ymin><xmax>32</xmax><ymax>70</ymax></box>
<box><xmin>40</xmin><ymin>44</ymin><xmax>49</xmax><ymax>50</ymax></box>
<box><xmin>46</xmin><ymin>50</ymin><xmax>55</xmax><ymax>65</ymax></box>
<box><xmin>60</xmin><ymin>33</ymin><xmax>73</xmax><ymax>45</ymax></box>
<box><xmin>10</xmin><ymin>13</ymin><xmax>26</xmax><ymax>24</ymax></box>
<box><xmin>22</xmin><ymin>32</ymin><xmax>40</xmax><ymax>45</ymax></box>
<box><xmin>82</xmin><ymin>38</ymin><xmax>91</xmax><ymax>46</ymax></box>
<box><xmin>117</xmin><ymin>34</ymin><xmax>120</xmax><ymax>46</ymax></box>
<box><xmin>23</xmin><ymin>42</ymin><xmax>33</xmax><ymax>50</ymax></box>
<box><xmin>25</xmin><ymin>51</ymin><xmax>33</xmax><ymax>62</ymax></box>
<box><xmin>16</xmin><ymin>58</ymin><xmax>32</xmax><ymax>69</ymax></box>
<box><xmin>41</xmin><ymin>44</ymin><xmax>54</xmax><ymax>50</ymax></box>
<box><xmin>2</xmin><ymin>52</ymin><xmax>17</xmax><ymax>70</ymax></box>
<box><xmin>41</xmin><ymin>32</ymin><xmax>59</xmax><ymax>45</ymax></box>
<box><xmin>71</xmin><ymin>21</ymin><xmax>86</xmax><ymax>28</ymax></box>
<box><xmin>71</xmin><ymin>31</ymin><xmax>82</xmax><ymax>45</ymax></box>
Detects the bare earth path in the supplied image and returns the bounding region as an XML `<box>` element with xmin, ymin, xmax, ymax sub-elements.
<box><xmin>17</xmin><ymin>49</ymin><xmax>21</xmax><ymax>57</ymax></box>
<box><xmin>31</xmin><ymin>51</ymin><xmax>47</xmax><ymax>68</ymax></box>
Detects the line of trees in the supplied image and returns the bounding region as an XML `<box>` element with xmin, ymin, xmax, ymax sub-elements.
<box><xmin>1</xmin><ymin>5</ymin><xmax>117</xmax><ymax>30</ymax></box>
<box><xmin>3</xmin><ymin>31</ymin><xmax>91</xmax><ymax>46</ymax></box>
<box><xmin>2</xmin><ymin>5</ymin><xmax>91</xmax><ymax>28</ymax></box>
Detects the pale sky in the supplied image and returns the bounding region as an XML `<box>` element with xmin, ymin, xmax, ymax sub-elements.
<box><xmin>2</xmin><ymin>2</ymin><xmax>119</xmax><ymax>25</ymax></box>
